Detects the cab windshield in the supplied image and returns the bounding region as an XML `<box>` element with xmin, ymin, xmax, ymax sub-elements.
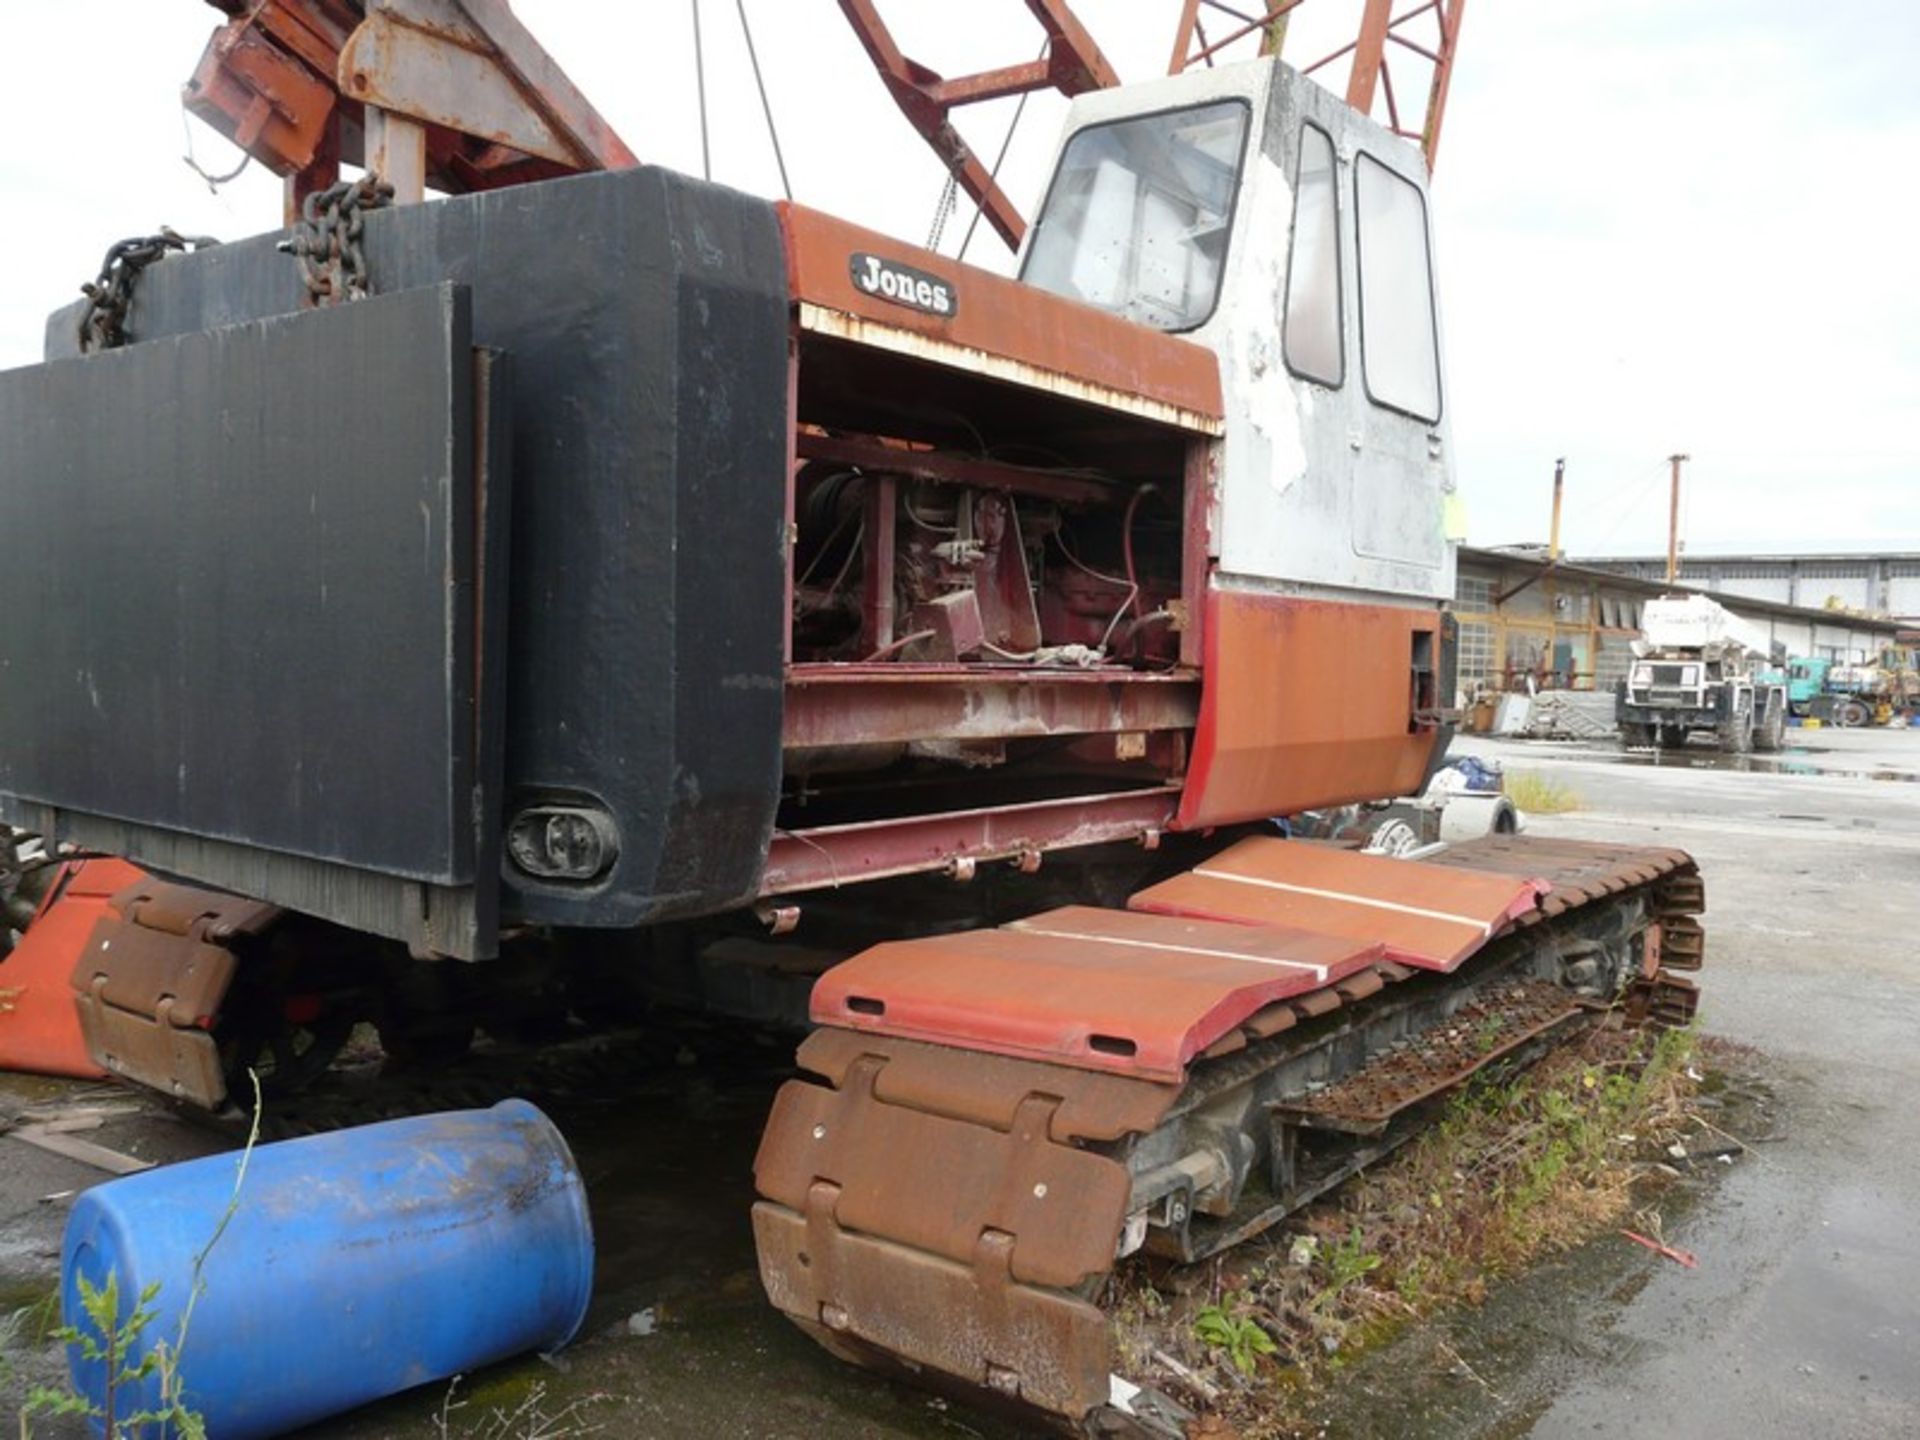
<box><xmin>1021</xmin><ymin>100</ymin><xmax>1249</xmax><ymax>332</ymax></box>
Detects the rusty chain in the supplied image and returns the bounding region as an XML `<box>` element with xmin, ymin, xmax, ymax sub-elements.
<box><xmin>77</xmin><ymin>227</ymin><xmax>219</xmax><ymax>353</ymax></box>
<box><xmin>277</xmin><ymin>174</ymin><xmax>396</xmax><ymax>306</ymax></box>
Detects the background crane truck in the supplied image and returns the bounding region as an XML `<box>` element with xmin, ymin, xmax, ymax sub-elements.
<box><xmin>0</xmin><ymin>2</ymin><xmax>1706</xmax><ymax>1428</ymax></box>
<box><xmin>1618</xmin><ymin>594</ymin><xmax>1789</xmax><ymax>753</ymax></box>
<box><xmin>1787</xmin><ymin>649</ymin><xmax>1920</xmax><ymax>728</ymax></box>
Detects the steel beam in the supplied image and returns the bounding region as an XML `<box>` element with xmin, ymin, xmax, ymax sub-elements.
<box><xmin>795</xmin><ymin>431</ymin><xmax>1115</xmax><ymax>508</ymax></box>
<box><xmin>184</xmin><ymin>0</ymin><xmax>635</xmax><ymax>201</ymax></box>
<box><xmin>783</xmin><ymin>669</ymin><xmax>1199</xmax><ymax>750</ymax></box>
<box><xmin>761</xmin><ymin>786</ymin><xmax>1180</xmax><ymax>894</ymax></box>
<box><xmin>1167</xmin><ymin>0</ymin><xmax>1466</xmax><ymax>171</ymax></box>
<box><xmin>835</xmin><ymin>0</ymin><xmax>1121</xmax><ymax>251</ymax></box>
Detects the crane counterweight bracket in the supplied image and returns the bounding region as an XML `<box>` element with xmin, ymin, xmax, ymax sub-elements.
<box><xmin>183</xmin><ymin>0</ymin><xmax>637</xmax><ymax>209</ymax></box>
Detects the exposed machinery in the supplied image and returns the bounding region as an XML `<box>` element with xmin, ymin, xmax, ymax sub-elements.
<box><xmin>0</xmin><ymin>2</ymin><xmax>1706</xmax><ymax>1430</ymax></box>
<box><xmin>1618</xmin><ymin>595</ymin><xmax>1788</xmax><ymax>753</ymax></box>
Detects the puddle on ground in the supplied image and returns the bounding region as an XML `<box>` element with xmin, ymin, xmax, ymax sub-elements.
<box><xmin>1603</xmin><ymin>746</ymin><xmax>1920</xmax><ymax>782</ymax></box>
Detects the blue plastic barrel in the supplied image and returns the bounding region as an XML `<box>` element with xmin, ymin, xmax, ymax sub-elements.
<box><xmin>62</xmin><ymin>1099</ymin><xmax>593</xmax><ymax>1439</ymax></box>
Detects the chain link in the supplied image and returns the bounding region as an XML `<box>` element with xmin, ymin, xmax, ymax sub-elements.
<box><xmin>277</xmin><ymin>174</ymin><xmax>396</xmax><ymax>307</ymax></box>
<box><xmin>925</xmin><ymin>172</ymin><xmax>959</xmax><ymax>254</ymax></box>
<box><xmin>77</xmin><ymin>228</ymin><xmax>219</xmax><ymax>353</ymax></box>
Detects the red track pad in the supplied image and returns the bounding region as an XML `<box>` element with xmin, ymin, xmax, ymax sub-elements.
<box><xmin>809</xmin><ymin>906</ymin><xmax>1380</xmax><ymax>1082</ymax></box>
<box><xmin>1130</xmin><ymin>837</ymin><xmax>1546</xmax><ymax>973</ymax></box>
<box><xmin>0</xmin><ymin>859</ymin><xmax>139</xmax><ymax>1079</ymax></box>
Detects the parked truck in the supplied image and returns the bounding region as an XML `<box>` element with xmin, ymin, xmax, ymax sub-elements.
<box><xmin>1788</xmin><ymin>651</ymin><xmax>1920</xmax><ymax>727</ymax></box>
<box><xmin>1618</xmin><ymin>595</ymin><xmax>1788</xmax><ymax>752</ymax></box>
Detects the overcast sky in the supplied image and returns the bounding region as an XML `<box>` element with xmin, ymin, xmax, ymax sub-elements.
<box><xmin>1</xmin><ymin>1</ymin><xmax>1913</xmax><ymax>559</ymax></box>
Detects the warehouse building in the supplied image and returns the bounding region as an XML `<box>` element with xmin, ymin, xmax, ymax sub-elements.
<box><xmin>1574</xmin><ymin>552</ymin><xmax>1920</xmax><ymax>623</ymax></box>
<box><xmin>1451</xmin><ymin>545</ymin><xmax>1905</xmax><ymax>701</ymax></box>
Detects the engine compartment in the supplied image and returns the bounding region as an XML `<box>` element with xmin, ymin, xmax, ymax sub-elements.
<box><xmin>774</xmin><ymin>302</ymin><xmax>1211</xmax><ymax>862</ymax></box>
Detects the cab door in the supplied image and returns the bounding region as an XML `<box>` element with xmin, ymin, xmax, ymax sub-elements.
<box><xmin>1347</xmin><ymin>147</ymin><xmax>1450</xmax><ymax>590</ymax></box>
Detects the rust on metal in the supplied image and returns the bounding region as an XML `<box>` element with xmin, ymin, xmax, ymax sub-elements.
<box><xmin>781</xmin><ymin>206</ymin><xmax>1224</xmax><ymax>432</ymax></box>
<box><xmin>752</xmin><ymin>1200</ymin><xmax>1114</xmax><ymax>1416</ymax></box>
<box><xmin>1275</xmin><ymin>979</ymin><xmax>1583</xmax><ymax>1135</ymax></box>
<box><xmin>70</xmin><ymin>878</ymin><xmax>279</xmax><ymax>1109</ymax></box>
<box><xmin>783</xmin><ymin>667</ymin><xmax>1198</xmax><ymax>750</ymax></box>
<box><xmin>794</xmin><ymin>1028</ymin><xmax>1180</xmax><ymax>1142</ymax></box>
<box><xmin>1168</xmin><ymin>1</ymin><xmax>1469</xmax><ymax>170</ymax></box>
<box><xmin>184</xmin><ymin>0</ymin><xmax>636</xmax><ymax>199</ymax></box>
<box><xmin>184</xmin><ymin>1</ymin><xmax>352</xmax><ymax>176</ymax></box>
<box><xmin>835</xmin><ymin>0</ymin><xmax>1120</xmax><ymax>251</ymax></box>
<box><xmin>754</xmin><ymin>1025</ymin><xmax>1171</xmax><ymax>1417</ymax></box>
<box><xmin>1431</xmin><ymin>835</ymin><xmax>1706</xmax><ymax>1023</ymax></box>
<box><xmin>1175</xmin><ymin>590</ymin><xmax>1444</xmax><ymax>829</ymax></box>
<box><xmin>811</xmin><ymin>906</ymin><xmax>1382</xmax><ymax>1080</ymax></box>
<box><xmin>757</xmin><ymin>1057</ymin><xmax>1128</xmax><ymax>1287</ymax></box>
<box><xmin>795</xmin><ymin>430</ymin><xmax>1117</xmax><ymax>508</ymax></box>
<box><xmin>1425</xmin><ymin>835</ymin><xmax>1700</xmax><ymax>927</ymax></box>
<box><xmin>758</xmin><ymin>835</ymin><xmax>1705</xmax><ymax>1422</ymax></box>
<box><xmin>760</xmin><ymin>785</ymin><xmax>1180</xmax><ymax>895</ymax></box>
<box><xmin>1626</xmin><ymin>971</ymin><xmax>1700</xmax><ymax>1029</ymax></box>
<box><xmin>339</xmin><ymin>0</ymin><xmax>637</xmax><ymax>171</ymax></box>
<box><xmin>1131</xmin><ymin>836</ymin><xmax>1545</xmax><ymax>973</ymax></box>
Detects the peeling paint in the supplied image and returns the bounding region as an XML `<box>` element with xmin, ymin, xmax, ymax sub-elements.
<box><xmin>1035</xmin><ymin>60</ymin><xmax>1452</xmax><ymax>605</ymax></box>
<box><xmin>795</xmin><ymin>303</ymin><xmax>1223</xmax><ymax>437</ymax></box>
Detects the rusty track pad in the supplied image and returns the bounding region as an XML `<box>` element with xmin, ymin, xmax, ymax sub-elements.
<box><xmin>71</xmin><ymin>879</ymin><xmax>278</xmax><ymax>1108</ymax></box>
<box><xmin>810</xmin><ymin>906</ymin><xmax>1381</xmax><ymax>1081</ymax></box>
<box><xmin>754</xmin><ymin>1030</ymin><xmax>1175</xmax><ymax>1418</ymax></box>
<box><xmin>1130</xmin><ymin>837</ymin><xmax>1548</xmax><ymax>973</ymax></box>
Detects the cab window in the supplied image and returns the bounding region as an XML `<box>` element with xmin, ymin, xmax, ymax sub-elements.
<box><xmin>1354</xmin><ymin>152</ymin><xmax>1441</xmax><ymax>420</ymax></box>
<box><xmin>1283</xmin><ymin>123</ymin><xmax>1343</xmax><ymax>385</ymax></box>
<box><xmin>1022</xmin><ymin>100</ymin><xmax>1249</xmax><ymax>332</ymax></box>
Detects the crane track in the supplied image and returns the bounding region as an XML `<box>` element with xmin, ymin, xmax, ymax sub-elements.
<box><xmin>752</xmin><ymin>838</ymin><xmax>1703</xmax><ymax>1432</ymax></box>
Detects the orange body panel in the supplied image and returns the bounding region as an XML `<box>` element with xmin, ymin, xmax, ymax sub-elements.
<box><xmin>777</xmin><ymin>203</ymin><xmax>1223</xmax><ymax>429</ymax></box>
<box><xmin>0</xmin><ymin>859</ymin><xmax>143</xmax><ymax>1078</ymax></box>
<box><xmin>1177</xmin><ymin>589</ymin><xmax>1443</xmax><ymax>829</ymax></box>
<box><xmin>1132</xmin><ymin>837</ymin><xmax>1547</xmax><ymax>973</ymax></box>
<box><xmin>809</xmin><ymin>904</ymin><xmax>1382</xmax><ymax>1082</ymax></box>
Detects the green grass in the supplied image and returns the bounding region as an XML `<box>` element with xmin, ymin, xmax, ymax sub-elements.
<box><xmin>1109</xmin><ymin>1022</ymin><xmax>1716</xmax><ymax>1438</ymax></box>
<box><xmin>1504</xmin><ymin>771</ymin><xmax>1583</xmax><ymax>814</ymax></box>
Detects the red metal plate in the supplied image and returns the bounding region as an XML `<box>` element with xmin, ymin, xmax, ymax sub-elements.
<box><xmin>1130</xmin><ymin>837</ymin><xmax>1547</xmax><ymax>974</ymax></box>
<box><xmin>780</xmin><ymin>204</ymin><xmax>1223</xmax><ymax>431</ymax></box>
<box><xmin>1176</xmin><ymin>590</ymin><xmax>1444</xmax><ymax>828</ymax></box>
<box><xmin>809</xmin><ymin>905</ymin><xmax>1380</xmax><ymax>1082</ymax></box>
<box><xmin>0</xmin><ymin>859</ymin><xmax>141</xmax><ymax>1079</ymax></box>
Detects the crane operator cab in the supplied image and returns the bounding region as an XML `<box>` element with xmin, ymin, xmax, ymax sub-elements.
<box><xmin>1021</xmin><ymin>60</ymin><xmax>1459</xmax><ymax>611</ymax></box>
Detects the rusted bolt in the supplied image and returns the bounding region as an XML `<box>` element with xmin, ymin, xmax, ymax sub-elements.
<box><xmin>757</xmin><ymin>903</ymin><xmax>801</xmax><ymax>936</ymax></box>
<box><xmin>1013</xmin><ymin>849</ymin><xmax>1042</xmax><ymax>874</ymax></box>
<box><xmin>946</xmin><ymin>856</ymin><xmax>977</xmax><ymax>882</ymax></box>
